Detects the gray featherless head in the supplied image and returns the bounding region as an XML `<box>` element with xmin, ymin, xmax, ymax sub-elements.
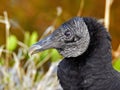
<box><xmin>29</xmin><ymin>17</ymin><xmax>90</xmax><ymax>58</ymax></box>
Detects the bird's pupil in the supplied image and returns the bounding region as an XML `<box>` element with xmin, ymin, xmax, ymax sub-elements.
<box><xmin>65</xmin><ymin>31</ymin><xmax>71</xmax><ymax>37</ymax></box>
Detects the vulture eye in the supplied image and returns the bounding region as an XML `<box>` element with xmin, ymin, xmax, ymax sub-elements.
<box><xmin>64</xmin><ymin>30</ymin><xmax>71</xmax><ymax>37</ymax></box>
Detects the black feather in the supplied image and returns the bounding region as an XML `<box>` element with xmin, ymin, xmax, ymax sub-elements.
<box><xmin>57</xmin><ymin>17</ymin><xmax>120</xmax><ymax>90</ymax></box>
<box><xmin>29</xmin><ymin>17</ymin><xmax>120</xmax><ymax>90</ymax></box>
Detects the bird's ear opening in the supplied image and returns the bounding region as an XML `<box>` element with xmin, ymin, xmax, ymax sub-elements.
<box><xmin>73</xmin><ymin>35</ymin><xmax>81</xmax><ymax>42</ymax></box>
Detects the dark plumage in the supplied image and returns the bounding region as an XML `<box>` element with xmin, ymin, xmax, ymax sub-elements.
<box><xmin>29</xmin><ymin>17</ymin><xmax>120</xmax><ymax>90</ymax></box>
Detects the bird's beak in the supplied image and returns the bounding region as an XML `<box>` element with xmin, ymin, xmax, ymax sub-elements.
<box><xmin>28</xmin><ymin>33</ymin><xmax>60</xmax><ymax>56</ymax></box>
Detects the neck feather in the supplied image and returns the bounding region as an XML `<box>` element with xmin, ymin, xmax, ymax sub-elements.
<box><xmin>78</xmin><ymin>17</ymin><xmax>112</xmax><ymax>68</ymax></box>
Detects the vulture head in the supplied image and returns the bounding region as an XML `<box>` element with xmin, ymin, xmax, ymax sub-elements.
<box><xmin>29</xmin><ymin>17</ymin><xmax>90</xmax><ymax>57</ymax></box>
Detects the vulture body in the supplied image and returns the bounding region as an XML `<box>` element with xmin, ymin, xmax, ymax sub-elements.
<box><xmin>29</xmin><ymin>17</ymin><xmax>120</xmax><ymax>90</ymax></box>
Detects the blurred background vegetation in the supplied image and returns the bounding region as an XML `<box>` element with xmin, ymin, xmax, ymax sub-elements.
<box><xmin>0</xmin><ymin>0</ymin><xmax>120</xmax><ymax>90</ymax></box>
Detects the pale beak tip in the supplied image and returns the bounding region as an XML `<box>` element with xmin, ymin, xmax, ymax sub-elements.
<box><xmin>28</xmin><ymin>45</ymin><xmax>41</xmax><ymax>57</ymax></box>
<box><xmin>28</xmin><ymin>50</ymin><xmax>32</xmax><ymax>57</ymax></box>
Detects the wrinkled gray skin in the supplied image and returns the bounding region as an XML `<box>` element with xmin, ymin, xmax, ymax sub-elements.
<box><xmin>29</xmin><ymin>17</ymin><xmax>90</xmax><ymax>58</ymax></box>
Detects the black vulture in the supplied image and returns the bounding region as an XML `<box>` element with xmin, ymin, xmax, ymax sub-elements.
<box><xmin>28</xmin><ymin>17</ymin><xmax>120</xmax><ymax>90</ymax></box>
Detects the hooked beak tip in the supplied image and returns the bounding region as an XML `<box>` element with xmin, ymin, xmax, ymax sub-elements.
<box><xmin>28</xmin><ymin>45</ymin><xmax>42</xmax><ymax>56</ymax></box>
